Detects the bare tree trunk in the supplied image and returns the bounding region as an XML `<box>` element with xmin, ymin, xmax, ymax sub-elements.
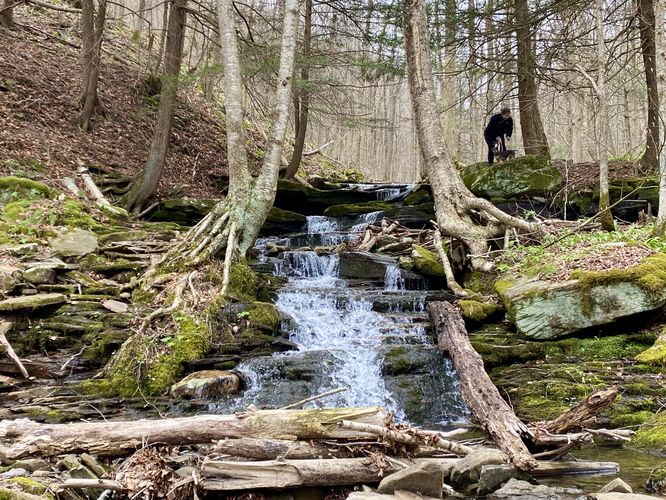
<box><xmin>152</xmin><ymin>1</ymin><xmax>169</xmax><ymax>74</ymax></box>
<box><xmin>78</xmin><ymin>0</ymin><xmax>107</xmax><ymax>132</ymax></box>
<box><xmin>284</xmin><ymin>0</ymin><xmax>312</xmax><ymax>180</ymax></box>
<box><xmin>403</xmin><ymin>0</ymin><xmax>538</xmax><ymax>293</ymax></box>
<box><xmin>654</xmin><ymin>0</ymin><xmax>666</xmax><ymax>235</ymax></box>
<box><xmin>0</xmin><ymin>0</ymin><xmax>13</xmax><ymax>28</ymax></box>
<box><xmin>638</xmin><ymin>0</ymin><xmax>660</xmax><ymax>172</ymax></box>
<box><xmin>124</xmin><ymin>0</ymin><xmax>187</xmax><ymax>214</ymax></box>
<box><xmin>515</xmin><ymin>0</ymin><xmax>549</xmax><ymax>157</ymax></box>
<box><xmin>596</xmin><ymin>0</ymin><xmax>614</xmax><ymax>231</ymax></box>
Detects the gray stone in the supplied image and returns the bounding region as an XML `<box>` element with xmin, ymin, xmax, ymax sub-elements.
<box><xmin>489</xmin><ymin>479</ymin><xmax>583</xmax><ymax>499</ymax></box>
<box><xmin>347</xmin><ymin>494</ymin><xmax>395</xmax><ymax>500</ymax></box>
<box><xmin>477</xmin><ymin>464</ymin><xmax>533</xmax><ymax>496</ymax></box>
<box><xmin>338</xmin><ymin>252</ymin><xmax>397</xmax><ymax>280</ymax></box>
<box><xmin>170</xmin><ymin>370</ymin><xmax>241</xmax><ymax>399</ymax></box>
<box><xmin>24</xmin><ymin>257</ymin><xmax>79</xmax><ymax>270</ymax></box>
<box><xmin>449</xmin><ymin>449</ymin><xmax>505</xmax><ymax>488</ymax></box>
<box><xmin>4</xmin><ymin>242</ymin><xmax>38</xmax><ymax>256</ymax></box>
<box><xmin>377</xmin><ymin>462</ymin><xmax>443</xmax><ymax>497</ymax></box>
<box><xmin>80</xmin><ymin>453</ymin><xmax>108</xmax><ymax>477</ymax></box>
<box><xmin>101</xmin><ymin>299</ymin><xmax>129</xmax><ymax>313</ymax></box>
<box><xmin>175</xmin><ymin>466</ymin><xmax>198</xmax><ymax>478</ymax></box>
<box><xmin>0</xmin><ymin>269</ymin><xmax>18</xmax><ymax>293</ymax></box>
<box><xmin>10</xmin><ymin>459</ymin><xmax>51</xmax><ymax>472</ymax></box>
<box><xmin>598</xmin><ymin>479</ymin><xmax>633</xmax><ymax>494</ymax></box>
<box><xmin>0</xmin><ymin>467</ymin><xmax>27</xmax><ymax>478</ymax></box>
<box><xmin>496</xmin><ymin>254</ymin><xmax>666</xmax><ymax>339</ymax></box>
<box><xmin>594</xmin><ymin>495</ymin><xmax>657</xmax><ymax>500</ymax></box>
<box><xmin>50</xmin><ymin>228</ymin><xmax>98</xmax><ymax>257</ymax></box>
<box><xmin>0</xmin><ymin>293</ymin><xmax>67</xmax><ymax>311</ymax></box>
<box><xmin>22</xmin><ymin>266</ymin><xmax>56</xmax><ymax>285</ymax></box>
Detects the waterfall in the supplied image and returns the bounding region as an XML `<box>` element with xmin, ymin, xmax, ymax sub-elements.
<box><xmin>384</xmin><ymin>265</ymin><xmax>406</xmax><ymax>291</ymax></box>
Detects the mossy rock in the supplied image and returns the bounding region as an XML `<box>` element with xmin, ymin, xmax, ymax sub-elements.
<box><xmin>151</xmin><ymin>198</ymin><xmax>217</xmax><ymax>225</ymax></box>
<box><xmin>323</xmin><ymin>201</ymin><xmax>392</xmax><ymax>217</ymax></box>
<box><xmin>227</xmin><ymin>261</ymin><xmax>259</xmax><ymax>302</ymax></box>
<box><xmin>460</xmin><ymin>155</ymin><xmax>562</xmax><ymax>200</ymax></box>
<box><xmin>410</xmin><ymin>245</ymin><xmax>444</xmax><ymax>277</ymax></box>
<box><xmin>0</xmin><ymin>486</ymin><xmax>52</xmax><ymax>500</ymax></box>
<box><xmin>403</xmin><ymin>184</ymin><xmax>433</xmax><ymax>205</ymax></box>
<box><xmin>459</xmin><ymin>299</ymin><xmax>499</xmax><ymax>322</ymax></box>
<box><xmin>631</xmin><ymin>413</ymin><xmax>666</xmax><ymax>453</ymax></box>
<box><xmin>495</xmin><ymin>254</ymin><xmax>666</xmax><ymax>339</ymax></box>
<box><xmin>635</xmin><ymin>331</ymin><xmax>666</xmax><ymax>366</ymax></box>
<box><xmin>7</xmin><ymin>477</ymin><xmax>47</xmax><ymax>496</ymax></box>
<box><xmin>0</xmin><ymin>176</ymin><xmax>52</xmax><ymax>205</ymax></box>
<box><xmin>274</xmin><ymin>179</ymin><xmax>377</xmax><ymax>215</ymax></box>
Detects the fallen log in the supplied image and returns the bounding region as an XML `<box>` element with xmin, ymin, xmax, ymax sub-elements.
<box><xmin>200</xmin><ymin>457</ymin><xmax>618</xmax><ymax>491</ymax></box>
<box><xmin>201</xmin><ymin>457</ymin><xmax>457</xmax><ymax>490</ymax></box>
<box><xmin>213</xmin><ymin>437</ymin><xmax>351</xmax><ymax>460</ymax></box>
<box><xmin>427</xmin><ymin>301</ymin><xmax>537</xmax><ymax>471</ymax></box>
<box><xmin>535</xmin><ymin>386</ymin><xmax>619</xmax><ymax>434</ymax></box>
<box><xmin>339</xmin><ymin>420</ymin><xmax>472</xmax><ymax>456</ymax></box>
<box><xmin>0</xmin><ymin>407</ymin><xmax>385</xmax><ymax>459</ymax></box>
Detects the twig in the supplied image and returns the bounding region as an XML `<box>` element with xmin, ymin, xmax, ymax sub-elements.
<box><xmin>133</xmin><ymin>201</ymin><xmax>160</xmax><ymax>219</ymax></box>
<box><xmin>280</xmin><ymin>386</ymin><xmax>349</xmax><ymax>410</ymax></box>
<box><xmin>27</xmin><ymin>0</ymin><xmax>80</xmax><ymax>12</ymax></box>
<box><xmin>61</xmin><ymin>479</ymin><xmax>124</xmax><ymax>490</ymax></box>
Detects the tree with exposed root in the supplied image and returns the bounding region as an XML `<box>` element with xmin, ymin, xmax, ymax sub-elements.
<box><xmin>102</xmin><ymin>0</ymin><xmax>300</xmax><ymax>393</ymax></box>
<box><xmin>402</xmin><ymin>0</ymin><xmax>541</xmax><ymax>295</ymax></box>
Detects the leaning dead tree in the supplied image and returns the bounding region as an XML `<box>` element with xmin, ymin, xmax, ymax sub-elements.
<box><xmin>402</xmin><ymin>0</ymin><xmax>541</xmax><ymax>294</ymax></box>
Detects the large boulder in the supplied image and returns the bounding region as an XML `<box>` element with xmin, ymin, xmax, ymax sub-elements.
<box><xmin>170</xmin><ymin>370</ymin><xmax>241</xmax><ymax>399</ymax></box>
<box><xmin>460</xmin><ymin>156</ymin><xmax>562</xmax><ymax>200</ymax></box>
<box><xmin>261</xmin><ymin>207</ymin><xmax>306</xmax><ymax>235</ymax></box>
<box><xmin>449</xmin><ymin>448</ymin><xmax>505</xmax><ymax>489</ymax></box>
<box><xmin>338</xmin><ymin>252</ymin><xmax>397</xmax><ymax>280</ymax></box>
<box><xmin>50</xmin><ymin>228</ymin><xmax>98</xmax><ymax>257</ymax></box>
<box><xmin>495</xmin><ymin>254</ymin><xmax>666</xmax><ymax>339</ymax></box>
<box><xmin>377</xmin><ymin>461</ymin><xmax>443</xmax><ymax>497</ymax></box>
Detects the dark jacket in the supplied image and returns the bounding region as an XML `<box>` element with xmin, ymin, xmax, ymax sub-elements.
<box><xmin>484</xmin><ymin>113</ymin><xmax>513</xmax><ymax>140</ymax></box>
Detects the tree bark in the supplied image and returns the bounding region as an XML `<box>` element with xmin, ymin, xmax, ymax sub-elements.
<box><xmin>638</xmin><ymin>0</ymin><xmax>660</xmax><ymax>173</ymax></box>
<box><xmin>514</xmin><ymin>0</ymin><xmax>549</xmax><ymax>157</ymax></box>
<box><xmin>596</xmin><ymin>0</ymin><xmax>614</xmax><ymax>231</ymax></box>
<box><xmin>652</xmin><ymin>0</ymin><xmax>665</xmax><ymax>236</ymax></box>
<box><xmin>124</xmin><ymin>0</ymin><xmax>187</xmax><ymax>214</ymax></box>
<box><xmin>0</xmin><ymin>408</ymin><xmax>385</xmax><ymax>459</ymax></box>
<box><xmin>427</xmin><ymin>301</ymin><xmax>537</xmax><ymax>471</ymax></box>
<box><xmin>535</xmin><ymin>387</ymin><xmax>618</xmax><ymax>434</ymax></box>
<box><xmin>201</xmin><ymin>457</ymin><xmax>457</xmax><ymax>491</ymax></box>
<box><xmin>284</xmin><ymin>0</ymin><xmax>312</xmax><ymax>180</ymax></box>
<box><xmin>78</xmin><ymin>0</ymin><xmax>107</xmax><ymax>132</ymax></box>
<box><xmin>402</xmin><ymin>0</ymin><xmax>538</xmax><ymax>292</ymax></box>
<box><xmin>0</xmin><ymin>0</ymin><xmax>13</xmax><ymax>28</ymax></box>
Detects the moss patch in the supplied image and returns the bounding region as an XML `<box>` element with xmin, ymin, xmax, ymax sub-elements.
<box><xmin>323</xmin><ymin>201</ymin><xmax>392</xmax><ymax>217</ymax></box>
<box><xmin>459</xmin><ymin>299</ymin><xmax>498</xmax><ymax>322</ymax></box>
<box><xmin>8</xmin><ymin>477</ymin><xmax>47</xmax><ymax>495</ymax></box>
<box><xmin>636</xmin><ymin>331</ymin><xmax>666</xmax><ymax>366</ymax></box>
<box><xmin>227</xmin><ymin>260</ymin><xmax>259</xmax><ymax>302</ymax></box>
<box><xmin>631</xmin><ymin>413</ymin><xmax>666</xmax><ymax>453</ymax></box>
<box><xmin>0</xmin><ymin>176</ymin><xmax>52</xmax><ymax>204</ymax></box>
<box><xmin>410</xmin><ymin>245</ymin><xmax>445</xmax><ymax>277</ymax></box>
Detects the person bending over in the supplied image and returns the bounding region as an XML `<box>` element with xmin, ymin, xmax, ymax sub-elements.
<box><xmin>484</xmin><ymin>107</ymin><xmax>513</xmax><ymax>165</ymax></box>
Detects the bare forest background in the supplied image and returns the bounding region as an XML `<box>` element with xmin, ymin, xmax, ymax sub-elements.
<box><xmin>92</xmin><ymin>0</ymin><xmax>666</xmax><ymax>183</ymax></box>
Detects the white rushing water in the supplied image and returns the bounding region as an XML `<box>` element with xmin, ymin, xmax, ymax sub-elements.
<box><xmin>384</xmin><ymin>265</ymin><xmax>406</xmax><ymax>291</ymax></box>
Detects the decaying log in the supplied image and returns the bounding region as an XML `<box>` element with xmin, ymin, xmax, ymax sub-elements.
<box><xmin>60</xmin><ymin>479</ymin><xmax>124</xmax><ymax>491</ymax></box>
<box><xmin>78</xmin><ymin>166</ymin><xmax>112</xmax><ymax>206</ymax></box>
<box><xmin>531</xmin><ymin>460</ymin><xmax>619</xmax><ymax>476</ymax></box>
<box><xmin>213</xmin><ymin>437</ymin><xmax>349</xmax><ymax>460</ymax></box>
<box><xmin>201</xmin><ymin>457</ymin><xmax>457</xmax><ymax>491</ymax></box>
<box><xmin>0</xmin><ymin>407</ymin><xmax>385</xmax><ymax>459</ymax></box>
<box><xmin>61</xmin><ymin>177</ymin><xmax>83</xmax><ymax>198</ymax></box>
<box><xmin>535</xmin><ymin>386</ymin><xmax>619</xmax><ymax>434</ymax></box>
<box><xmin>339</xmin><ymin>420</ymin><xmax>472</xmax><ymax>456</ymax></box>
<box><xmin>0</xmin><ymin>321</ymin><xmax>30</xmax><ymax>379</ymax></box>
<box><xmin>427</xmin><ymin>302</ymin><xmax>537</xmax><ymax>471</ymax></box>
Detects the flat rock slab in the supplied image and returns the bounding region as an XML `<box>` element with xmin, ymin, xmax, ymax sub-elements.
<box><xmin>50</xmin><ymin>228</ymin><xmax>98</xmax><ymax>257</ymax></box>
<box><xmin>496</xmin><ymin>254</ymin><xmax>666</xmax><ymax>339</ymax></box>
<box><xmin>377</xmin><ymin>462</ymin><xmax>443</xmax><ymax>497</ymax></box>
<box><xmin>25</xmin><ymin>257</ymin><xmax>80</xmax><ymax>270</ymax></box>
<box><xmin>489</xmin><ymin>479</ymin><xmax>584</xmax><ymax>499</ymax></box>
<box><xmin>592</xmin><ymin>495</ymin><xmax>658</xmax><ymax>500</ymax></box>
<box><xmin>0</xmin><ymin>293</ymin><xmax>67</xmax><ymax>311</ymax></box>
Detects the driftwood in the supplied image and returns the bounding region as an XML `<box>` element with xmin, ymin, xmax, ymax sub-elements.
<box><xmin>535</xmin><ymin>386</ymin><xmax>619</xmax><ymax>434</ymax></box>
<box><xmin>427</xmin><ymin>301</ymin><xmax>537</xmax><ymax>471</ymax></box>
<box><xmin>201</xmin><ymin>457</ymin><xmax>618</xmax><ymax>491</ymax></box>
<box><xmin>339</xmin><ymin>420</ymin><xmax>472</xmax><ymax>456</ymax></box>
<box><xmin>201</xmin><ymin>457</ymin><xmax>457</xmax><ymax>490</ymax></box>
<box><xmin>0</xmin><ymin>321</ymin><xmax>29</xmax><ymax>379</ymax></box>
<box><xmin>0</xmin><ymin>407</ymin><xmax>385</xmax><ymax>459</ymax></box>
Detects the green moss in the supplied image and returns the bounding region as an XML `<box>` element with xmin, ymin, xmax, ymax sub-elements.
<box><xmin>0</xmin><ymin>176</ymin><xmax>52</xmax><ymax>203</ymax></box>
<box><xmin>246</xmin><ymin>302</ymin><xmax>280</xmax><ymax>331</ymax></box>
<box><xmin>459</xmin><ymin>299</ymin><xmax>498</xmax><ymax>322</ymax></box>
<box><xmin>8</xmin><ymin>477</ymin><xmax>47</xmax><ymax>495</ymax></box>
<box><xmin>609</xmin><ymin>410</ymin><xmax>654</xmax><ymax>428</ymax></box>
<box><xmin>227</xmin><ymin>260</ymin><xmax>258</xmax><ymax>302</ymax></box>
<box><xmin>403</xmin><ymin>185</ymin><xmax>432</xmax><ymax>205</ymax></box>
<box><xmin>59</xmin><ymin>199</ymin><xmax>105</xmax><ymax>231</ymax></box>
<box><xmin>323</xmin><ymin>201</ymin><xmax>392</xmax><ymax>217</ymax></box>
<box><xmin>411</xmin><ymin>245</ymin><xmax>445</xmax><ymax>277</ymax></box>
<box><xmin>636</xmin><ymin>332</ymin><xmax>666</xmax><ymax>365</ymax></box>
<box><xmin>631</xmin><ymin>413</ymin><xmax>666</xmax><ymax>452</ymax></box>
<box><xmin>516</xmin><ymin>394</ymin><xmax>569</xmax><ymax>421</ymax></box>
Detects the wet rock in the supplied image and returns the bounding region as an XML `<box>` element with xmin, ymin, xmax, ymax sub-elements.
<box><xmin>495</xmin><ymin>254</ymin><xmax>666</xmax><ymax>339</ymax></box>
<box><xmin>460</xmin><ymin>155</ymin><xmax>562</xmax><ymax>200</ymax></box>
<box><xmin>593</xmin><ymin>495</ymin><xmax>656</xmax><ymax>500</ymax></box>
<box><xmin>0</xmin><ymin>293</ymin><xmax>67</xmax><ymax>311</ymax></box>
<box><xmin>274</xmin><ymin>179</ymin><xmax>378</xmax><ymax>215</ymax></box>
<box><xmin>339</xmin><ymin>252</ymin><xmax>396</xmax><ymax>280</ymax></box>
<box><xmin>489</xmin><ymin>478</ymin><xmax>582</xmax><ymax>499</ymax></box>
<box><xmin>477</xmin><ymin>464</ymin><xmax>533</xmax><ymax>496</ymax></box>
<box><xmin>22</xmin><ymin>267</ymin><xmax>56</xmax><ymax>285</ymax></box>
<box><xmin>385</xmin><ymin>204</ymin><xmax>435</xmax><ymax>229</ymax></box>
<box><xmin>50</xmin><ymin>228</ymin><xmax>98</xmax><ymax>257</ymax></box>
<box><xmin>449</xmin><ymin>448</ymin><xmax>505</xmax><ymax>489</ymax></box>
<box><xmin>410</xmin><ymin>246</ymin><xmax>444</xmax><ymax>278</ymax></box>
<box><xmin>404</xmin><ymin>184</ymin><xmax>433</xmax><ymax>205</ymax></box>
<box><xmin>324</xmin><ymin>201</ymin><xmax>393</xmax><ymax>218</ymax></box>
<box><xmin>262</xmin><ymin>207</ymin><xmax>307</xmax><ymax>235</ymax></box>
<box><xmin>4</xmin><ymin>243</ymin><xmax>38</xmax><ymax>256</ymax></box>
<box><xmin>598</xmin><ymin>479</ymin><xmax>633</xmax><ymax>494</ymax></box>
<box><xmin>377</xmin><ymin>461</ymin><xmax>443</xmax><ymax>497</ymax></box>
<box><xmin>170</xmin><ymin>370</ymin><xmax>242</xmax><ymax>399</ymax></box>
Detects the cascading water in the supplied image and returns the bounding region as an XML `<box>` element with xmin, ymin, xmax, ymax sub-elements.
<box><xmin>229</xmin><ymin>202</ymin><xmax>468</xmax><ymax>425</ymax></box>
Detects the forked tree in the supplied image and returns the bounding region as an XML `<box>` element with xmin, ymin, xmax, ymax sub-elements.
<box><xmin>103</xmin><ymin>0</ymin><xmax>300</xmax><ymax>383</ymax></box>
<box><xmin>403</xmin><ymin>0</ymin><xmax>540</xmax><ymax>294</ymax></box>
